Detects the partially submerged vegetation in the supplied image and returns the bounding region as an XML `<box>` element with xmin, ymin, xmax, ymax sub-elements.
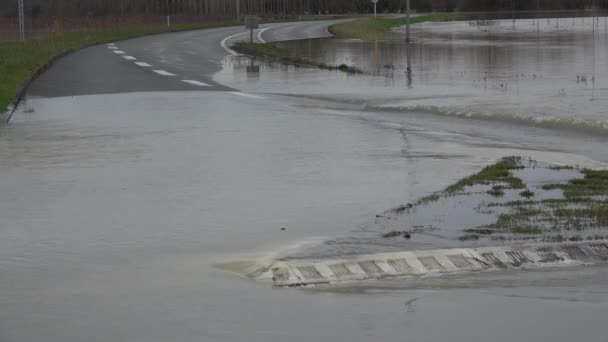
<box><xmin>233</xmin><ymin>42</ymin><xmax>361</xmax><ymax>73</ymax></box>
<box><xmin>541</xmin><ymin>169</ymin><xmax>608</xmax><ymax>198</ymax></box>
<box><xmin>1</xmin><ymin>21</ymin><xmax>239</xmax><ymax>113</ymax></box>
<box><xmin>329</xmin><ymin>13</ymin><xmax>460</xmax><ymax>40</ymax></box>
<box><xmin>393</xmin><ymin>157</ymin><xmax>608</xmax><ymax>244</ymax></box>
<box><xmin>445</xmin><ymin>156</ymin><xmax>525</xmax><ymax>194</ymax></box>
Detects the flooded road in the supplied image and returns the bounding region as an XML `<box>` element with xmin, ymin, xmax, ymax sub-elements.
<box><xmin>2</xmin><ymin>19</ymin><xmax>608</xmax><ymax>342</ymax></box>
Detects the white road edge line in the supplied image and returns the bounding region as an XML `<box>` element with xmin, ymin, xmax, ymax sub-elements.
<box><xmin>113</xmin><ymin>50</ymin><xmax>125</xmax><ymax>54</ymax></box>
<box><xmin>256</xmin><ymin>24</ymin><xmax>292</xmax><ymax>43</ymax></box>
<box><xmin>152</xmin><ymin>70</ymin><xmax>176</xmax><ymax>76</ymax></box>
<box><xmin>122</xmin><ymin>56</ymin><xmax>137</xmax><ymax>60</ymax></box>
<box><xmin>256</xmin><ymin>28</ymin><xmax>269</xmax><ymax>43</ymax></box>
<box><xmin>135</xmin><ymin>62</ymin><xmax>152</xmax><ymax>67</ymax></box>
<box><xmin>182</xmin><ymin>80</ymin><xmax>211</xmax><ymax>87</ymax></box>
<box><xmin>228</xmin><ymin>92</ymin><xmax>265</xmax><ymax>99</ymax></box>
<box><xmin>220</xmin><ymin>32</ymin><xmax>248</xmax><ymax>56</ymax></box>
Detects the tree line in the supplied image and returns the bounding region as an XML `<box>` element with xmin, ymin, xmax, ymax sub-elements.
<box><xmin>1</xmin><ymin>0</ymin><xmax>607</xmax><ymax>17</ymax></box>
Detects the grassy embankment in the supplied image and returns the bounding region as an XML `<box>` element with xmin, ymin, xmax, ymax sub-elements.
<box><xmin>329</xmin><ymin>12</ymin><xmax>461</xmax><ymax>40</ymax></box>
<box><xmin>0</xmin><ymin>21</ymin><xmax>238</xmax><ymax>113</ymax></box>
<box><xmin>232</xmin><ymin>42</ymin><xmax>361</xmax><ymax>73</ymax></box>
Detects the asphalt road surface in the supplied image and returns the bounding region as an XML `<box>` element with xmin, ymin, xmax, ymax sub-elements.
<box><xmin>28</xmin><ymin>20</ymin><xmax>339</xmax><ymax>98</ymax></box>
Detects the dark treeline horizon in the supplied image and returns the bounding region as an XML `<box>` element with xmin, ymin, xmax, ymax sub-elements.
<box><xmin>1</xmin><ymin>0</ymin><xmax>607</xmax><ymax>18</ymax></box>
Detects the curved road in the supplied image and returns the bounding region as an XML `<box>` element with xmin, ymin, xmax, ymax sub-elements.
<box><xmin>28</xmin><ymin>20</ymin><xmax>340</xmax><ymax>98</ymax></box>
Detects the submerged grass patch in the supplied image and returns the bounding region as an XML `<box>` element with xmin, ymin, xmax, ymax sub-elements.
<box><xmin>402</xmin><ymin>157</ymin><xmax>608</xmax><ymax>242</ymax></box>
<box><xmin>1</xmin><ymin>21</ymin><xmax>238</xmax><ymax>112</ymax></box>
<box><xmin>520</xmin><ymin>189</ymin><xmax>535</xmax><ymax>199</ymax></box>
<box><xmin>329</xmin><ymin>12</ymin><xmax>460</xmax><ymax>40</ymax></box>
<box><xmin>233</xmin><ymin>42</ymin><xmax>360</xmax><ymax>73</ymax></box>
<box><xmin>511</xmin><ymin>226</ymin><xmax>543</xmax><ymax>234</ymax></box>
<box><xmin>541</xmin><ymin>169</ymin><xmax>608</xmax><ymax>198</ymax></box>
<box><xmin>445</xmin><ymin>157</ymin><xmax>524</xmax><ymax>194</ymax></box>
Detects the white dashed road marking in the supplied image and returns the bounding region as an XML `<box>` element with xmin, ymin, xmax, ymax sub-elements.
<box><xmin>152</xmin><ymin>70</ymin><xmax>176</xmax><ymax>76</ymax></box>
<box><xmin>108</xmin><ymin>46</ymin><xmax>118</xmax><ymax>50</ymax></box>
<box><xmin>113</xmin><ymin>50</ymin><xmax>125</xmax><ymax>54</ymax></box>
<box><xmin>122</xmin><ymin>56</ymin><xmax>136</xmax><ymax>60</ymax></box>
<box><xmin>135</xmin><ymin>62</ymin><xmax>152</xmax><ymax>67</ymax></box>
<box><xmin>229</xmin><ymin>92</ymin><xmax>265</xmax><ymax>99</ymax></box>
<box><xmin>182</xmin><ymin>80</ymin><xmax>211</xmax><ymax>87</ymax></box>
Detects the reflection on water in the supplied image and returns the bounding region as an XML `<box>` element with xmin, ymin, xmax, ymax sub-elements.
<box><xmin>217</xmin><ymin>17</ymin><xmax>608</xmax><ymax>132</ymax></box>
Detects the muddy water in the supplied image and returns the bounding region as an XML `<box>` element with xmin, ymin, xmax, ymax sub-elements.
<box><xmin>2</xmin><ymin>91</ymin><xmax>608</xmax><ymax>342</ymax></box>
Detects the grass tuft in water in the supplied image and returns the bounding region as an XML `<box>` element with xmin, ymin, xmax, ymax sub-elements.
<box><xmin>519</xmin><ymin>189</ymin><xmax>535</xmax><ymax>199</ymax></box>
<box><xmin>458</xmin><ymin>234</ymin><xmax>480</xmax><ymax>241</ymax></box>
<box><xmin>487</xmin><ymin>185</ymin><xmax>505</xmax><ymax>197</ymax></box>
<box><xmin>417</xmin><ymin>193</ymin><xmax>440</xmax><ymax>205</ymax></box>
<box><xmin>511</xmin><ymin>226</ymin><xmax>543</xmax><ymax>234</ymax></box>
<box><xmin>445</xmin><ymin>157</ymin><xmax>524</xmax><ymax>194</ymax></box>
<box><xmin>232</xmin><ymin>42</ymin><xmax>361</xmax><ymax>74</ymax></box>
<box><xmin>541</xmin><ymin>169</ymin><xmax>608</xmax><ymax>198</ymax></box>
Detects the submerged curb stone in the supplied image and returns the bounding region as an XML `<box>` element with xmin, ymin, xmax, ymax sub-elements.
<box><xmin>239</xmin><ymin>242</ymin><xmax>608</xmax><ymax>287</ymax></box>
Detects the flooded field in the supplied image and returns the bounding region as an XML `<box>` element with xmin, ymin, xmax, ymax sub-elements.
<box><xmin>217</xmin><ymin>16</ymin><xmax>608</xmax><ymax>132</ymax></box>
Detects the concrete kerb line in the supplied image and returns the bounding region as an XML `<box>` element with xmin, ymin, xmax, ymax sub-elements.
<box><xmin>256</xmin><ymin>24</ymin><xmax>293</xmax><ymax>43</ymax></box>
<box><xmin>226</xmin><ymin>241</ymin><xmax>608</xmax><ymax>288</ymax></box>
<box><xmin>221</xmin><ymin>24</ymin><xmax>290</xmax><ymax>55</ymax></box>
<box><xmin>220</xmin><ymin>31</ymin><xmax>247</xmax><ymax>56</ymax></box>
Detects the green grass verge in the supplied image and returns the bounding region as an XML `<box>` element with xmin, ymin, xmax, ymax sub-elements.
<box><xmin>329</xmin><ymin>12</ymin><xmax>460</xmax><ymax>40</ymax></box>
<box><xmin>0</xmin><ymin>21</ymin><xmax>238</xmax><ymax>112</ymax></box>
<box><xmin>232</xmin><ymin>42</ymin><xmax>361</xmax><ymax>73</ymax></box>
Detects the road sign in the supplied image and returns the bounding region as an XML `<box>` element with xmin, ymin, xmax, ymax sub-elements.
<box><xmin>245</xmin><ymin>16</ymin><xmax>259</xmax><ymax>44</ymax></box>
<box><xmin>245</xmin><ymin>16</ymin><xmax>259</xmax><ymax>30</ymax></box>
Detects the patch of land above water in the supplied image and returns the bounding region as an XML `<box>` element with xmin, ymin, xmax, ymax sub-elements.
<box><xmin>232</xmin><ymin>42</ymin><xmax>361</xmax><ymax>73</ymax></box>
<box><xmin>384</xmin><ymin>157</ymin><xmax>608</xmax><ymax>245</ymax></box>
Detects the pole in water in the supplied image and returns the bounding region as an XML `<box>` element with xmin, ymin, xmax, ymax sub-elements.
<box><xmin>372</xmin><ymin>0</ymin><xmax>378</xmax><ymax>18</ymax></box>
<box><xmin>405</xmin><ymin>0</ymin><xmax>411</xmax><ymax>42</ymax></box>
<box><xmin>405</xmin><ymin>41</ymin><xmax>412</xmax><ymax>88</ymax></box>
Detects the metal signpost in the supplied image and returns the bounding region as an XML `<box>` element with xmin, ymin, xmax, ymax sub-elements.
<box><xmin>245</xmin><ymin>16</ymin><xmax>259</xmax><ymax>43</ymax></box>
<box><xmin>405</xmin><ymin>0</ymin><xmax>411</xmax><ymax>42</ymax></box>
<box><xmin>372</xmin><ymin>0</ymin><xmax>378</xmax><ymax>18</ymax></box>
<box><xmin>18</xmin><ymin>0</ymin><xmax>25</xmax><ymax>41</ymax></box>
<box><xmin>244</xmin><ymin>16</ymin><xmax>260</xmax><ymax>74</ymax></box>
<box><xmin>236</xmin><ymin>0</ymin><xmax>241</xmax><ymax>22</ymax></box>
